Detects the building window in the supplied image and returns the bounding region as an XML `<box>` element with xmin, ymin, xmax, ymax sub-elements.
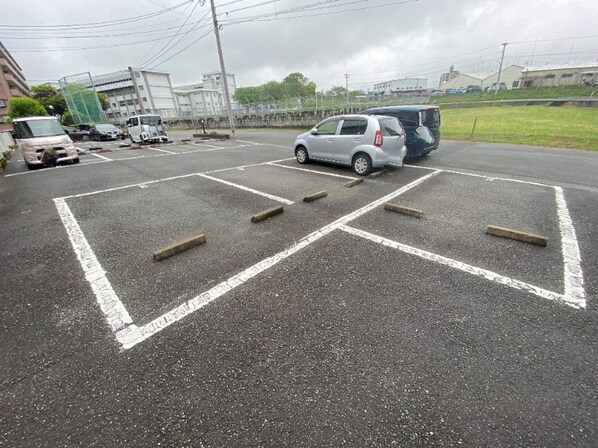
<box><xmin>544</xmin><ymin>74</ymin><xmax>556</xmax><ymax>79</ymax></box>
<box><xmin>138</xmin><ymin>85</ymin><xmax>144</xmax><ymax>90</ymax></box>
<box><xmin>142</xmin><ymin>97</ymin><xmax>147</xmax><ymax>101</ymax></box>
<box><xmin>112</xmin><ymin>103</ymin><xmax>117</xmax><ymax>108</ymax></box>
<box><xmin>0</xmin><ymin>99</ymin><xmax>5</xmax><ymax>107</ymax></box>
<box><xmin>561</xmin><ymin>73</ymin><xmax>574</xmax><ymax>78</ymax></box>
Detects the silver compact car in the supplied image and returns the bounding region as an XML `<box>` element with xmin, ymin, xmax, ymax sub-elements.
<box><xmin>294</xmin><ymin>114</ymin><xmax>407</xmax><ymax>175</ymax></box>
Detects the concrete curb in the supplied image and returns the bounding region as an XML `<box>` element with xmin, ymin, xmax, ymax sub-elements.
<box><xmin>303</xmin><ymin>190</ymin><xmax>328</xmax><ymax>202</ymax></box>
<box><xmin>89</xmin><ymin>146</ymin><xmax>103</xmax><ymax>151</ymax></box>
<box><xmin>119</xmin><ymin>143</ymin><xmax>131</xmax><ymax>148</ymax></box>
<box><xmin>384</xmin><ymin>203</ymin><xmax>423</xmax><ymax>218</ymax></box>
<box><xmin>181</xmin><ymin>138</ymin><xmax>191</xmax><ymax>143</ymax></box>
<box><xmin>345</xmin><ymin>179</ymin><xmax>363</xmax><ymax>188</ymax></box>
<box><xmin>485</xmin><ymin>225</ymin><xmax>548</xmax><ymax>247</ymax></box>
<box><xmin>369</xmin><ymin>171</ymin><xmax>384</xmax><ymax>178</ymax></box>
<box><xmin>251</xmin><ymin>206</ymin><xmax>284</xmax><ymax>223</ymax></box>
<box><xmin>153</xmin><ymin>234</ymin><xmax>207</xmax><ymax>261</ymax></box>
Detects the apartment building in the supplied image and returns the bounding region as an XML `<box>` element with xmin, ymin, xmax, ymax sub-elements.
<box><xmin>0</xmin><ymin>41</ymin><xmax>31</xmax><ymax>127</ymax></box>
<box><xmin>86</xmin><ymin>68</ymin><xmax>177</xmax><ymax>121</ymax></box>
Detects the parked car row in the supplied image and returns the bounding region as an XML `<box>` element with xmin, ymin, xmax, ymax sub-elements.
<box><xmin>294</xmin><ymin>105</ymin><xmax>441</xmax><ymax>176</ymax></box>
<box><xmin>63</xmin><ymin>123</ymin><xmax>127</xmax><ymax>141</ymax></box>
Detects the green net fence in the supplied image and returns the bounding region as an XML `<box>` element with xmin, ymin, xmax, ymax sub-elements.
<box><xmin>59</xmin><ymin>72</ymin><xmax>105</xmax><ymax>124</ymax></box>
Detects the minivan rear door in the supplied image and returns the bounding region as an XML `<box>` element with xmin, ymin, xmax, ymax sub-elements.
<box><xmin>377</xmin><ymin>117</ymin><xmax>405</xmax><ymax>165</ymax></box>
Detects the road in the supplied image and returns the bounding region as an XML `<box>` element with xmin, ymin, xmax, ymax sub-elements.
<box><xmin>1</xmin><ymin>131</ymin><xmax>597</xmax><ymax>447</ymax></box>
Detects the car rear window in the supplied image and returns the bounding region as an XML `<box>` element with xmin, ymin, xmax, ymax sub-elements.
<box><xmin>340</xmin><ymin>119</ymin><xmax>368</xmax><ymax>135</ymax></box>
<box><xmin>377</xmin><ymin>117</ymin><xmax>403</xmax><ymax>136</ymax></box>
<box><xmin>397</xmin><ymin>111</ymin><xmax>419</xmax><ymax>127</ymax></box>
<box><xmin>422</xmin><ymin>109</ymin><xmax>441</xmax><ymax>127</ymax></box>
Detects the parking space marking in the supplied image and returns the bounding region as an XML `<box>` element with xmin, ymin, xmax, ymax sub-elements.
<box><xmin>87</xmin><ymin>151</ymin><xmax>112</xmax><ymax>161</ymax></box>
<box><xmin>405</xmin><ymin>164</ymin><xmax>552</xmax><ymax>188</ymax></box>
<box><xmin>267</xmin><ymin>162</ymin><xmax>358</xmax><ymax>180</ymax></box>
<box><xmin>3</xmin><ymin>142</ymin><xmax>268</xmax><ymax>178</ymax></box>
<box><xmin>4</xmin><ymin>160</ymin><xmax>109</xmax><ymax>177</ymax></box>
<box><xmin>54</xmin><ymin>198</ymin><xmax>133</xmax><ymax>332</ymax></box>
<box><xmin>198</xmin><ymin>173</ymin><xmax>294</xmax><ymax>205</ymax></box>
<box><xmin>115</xmin><ymin>170</ymin><xmax>440</xmax><ymax>349</ymax></box>
<box><xmin>147</xmin><ymin>146</ymin><xmax>176</xmax><ymax>155</ymax></box>
<box><xmin>339</xmin><ymin>225</ymin><xmax>582</xmax><ymax>309</ymax></box>
<box><xmin>555</xmin><ymin>187</ymin><xmax>586</xmax><ymax>306</ymax></box>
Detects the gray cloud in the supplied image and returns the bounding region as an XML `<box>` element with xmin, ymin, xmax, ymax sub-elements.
<box><xmin>2</xmin><ymin>0</ymin><xmax>597</xmax><ymax>90</ymax></box>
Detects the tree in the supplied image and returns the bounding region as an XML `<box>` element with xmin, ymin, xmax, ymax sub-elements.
<box><xmin>6</xmin><ymin>97</ymin><xmax>48</xmax><ymax>121</ymax></box>
<box><xmin>31</xmin><ymin>84</ymin><xmax>68</xmax><ymax>115</ymax></box>
<box><xmin>233</xmin><ymin>72</ymin><xmax>317</xmax><ymax>105</ymax></box>
<box><xmin>98</xmin><ymin>92</ymin><xmax>109</xmax><ymax>110</ymax></box>
<box><xmin>282</xmin><ymin>72</ymin><xmax>316</xmax><ymax>98</ymax></box>
<box><xmin>234</xmin><ymin>86</ymin><xmax>262</xmax><ymax>105</ymax></box>
<box><xmin>326</xmin><ymin>85</ymin><xmax>348</xmax><ymax>97</ymax></box>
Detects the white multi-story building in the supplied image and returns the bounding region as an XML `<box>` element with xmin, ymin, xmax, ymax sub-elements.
<box><xmin>87</xmin><ymin>68</ymin><xmax>177</xmax><ymax>121</ymax></box>
<box><xmin>173</xmin><ymin>72</ymin><xmax>239</xmax><ymax>116</ymax></box>
<box><xmin>372</xmin><ymin>78</ymin><xmax>428</xmax><ymax>96</ymax></box>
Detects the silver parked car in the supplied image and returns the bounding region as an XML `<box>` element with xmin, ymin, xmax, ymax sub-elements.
<box><xmin>294</xmin><ymin>114</ymin><xmax>407</xmax><ymax>175</ymax></box>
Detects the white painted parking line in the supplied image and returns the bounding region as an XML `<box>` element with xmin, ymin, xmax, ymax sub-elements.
<box><xmin>339</xmin><ymin>225</ymin><xmax>584</xmax><ymax>309</ymax></box>
<box><xmin>198</xmin><ymin>173</ymin><xmax>294</xmax><ymax>205</ymax></box>
<box><xmin>115</xmin><ymin>171</ymin><xmax>440</xmax><ymax>349</ymax></box>
<box><xmin>58</xmin><ymin>157</ymin><xmax>296</xmax><ymax>199</ymax></box>
<box><xmin>554</xmin><ymin>187</ymin><xmax>586</xmax><ymax>307</ymax></box>
<box><xmin>4</xmin><ymin>142</ymin><xmax>269</xmax><ymax>178</ymax></box>
<box><xmin>147</xmin><ymin>146</ymin><xmax>176</xmax><ymax>155</ymax></box>
<box><xmin>267</xmin><ymin>162</ymin><xmax>358</xmax><ymax>180</ymax></box>
<box><xmin>4</xmin><ymin>160</ymin><xmax>109</xmax><ymax>177</ymax></box>
<box><xmin>189</xmin><ymin>142</ymin><xmax>221</xmax><ymax>149</ymax></box>
<box><xmin>234</xmin><ymin>138</ymin><xmax>261</xmax><ymax>146</ymax></box>
<box><xmin>88</xmin><ymin>151</ymin><xmax>112</xmax><ymax>161</ymax></box>
<box><xmin>54</xmin><ymin>198</ymin><xmax>134</xmax><ymax>333</ymax></box>
<box><xmin>405</xmin><ymin>164</ymin><xmax>552</xmax><ymax>188</ymax></box>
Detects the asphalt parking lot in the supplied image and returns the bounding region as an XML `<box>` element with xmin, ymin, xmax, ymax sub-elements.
<box><xmin>1</xmin><ymin>130</ymin><xmax>597</xmax><ymax>447</ymax></box>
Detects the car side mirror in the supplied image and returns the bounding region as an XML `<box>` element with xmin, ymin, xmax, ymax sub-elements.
<box><xmin>310</xmin><ymin>128</ymin><xmax>318</xmax><ymax>135</ymax></box>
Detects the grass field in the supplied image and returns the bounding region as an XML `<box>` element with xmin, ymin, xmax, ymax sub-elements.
<box><xmin>431</xmin><ymin>85</ymin><xmax>596</xmax><ymax>104</ymax></box>
<box><xmin>440</xmin><ymin>105</ymin><xmax>598</xmax><ymax>150</ymax></box>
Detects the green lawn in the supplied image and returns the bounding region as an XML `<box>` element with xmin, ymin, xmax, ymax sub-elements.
<box><xmin>440</xmin><ymin>106</ymin><xmax>598</xmax><ymax>150</ymax></box>
<box><xmin>432</xmin><ymin>85</ymin><xmax>596</xmax><ymax>104</ymax></box>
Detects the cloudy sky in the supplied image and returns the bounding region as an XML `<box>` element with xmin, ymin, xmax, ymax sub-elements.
<box><xmin>2</xmin><ymin>0</ymin><xmax>598</xmax><ymax>91</ymax></box>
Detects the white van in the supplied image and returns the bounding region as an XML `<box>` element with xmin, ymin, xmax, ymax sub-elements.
<box><xmin>12</xmin><ymin>116</ymin><xmax>79</xmax><ymax>170</ymax></box>
<box><xmin>125</xmin><ymin>114</ymin><xmax>168</xmax><ymax>144</ymax></box>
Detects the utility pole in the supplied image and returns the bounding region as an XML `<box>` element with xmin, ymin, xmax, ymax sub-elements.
<box><xmin>210</xmin><ymin>0</ymin><xmax>235</xmax><ymax>138</ymax></box>
<box><xmin>495</xmin><ymin>42</ymin><xmax>508</xmax><ymax>96</ymax></box>
<box><xmin>344</xmin><ymin>73</ymin><xmax>350</xmax><ymax>104</ymax></box>
<box><xmin>128</xmin><ymin>66</ymin><xmax>146</xmax><ymax>114</ymax></box>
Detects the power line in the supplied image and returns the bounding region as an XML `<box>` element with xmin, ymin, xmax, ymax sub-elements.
<box><xmin>0</xmin><ymin>0</ymin><xmax>193</xmax><ymax>30</ymax></box>
<box><xmin>137</xmin><ymin>0</ymin><xmax>205</xmax><ymax>68</ymax></box>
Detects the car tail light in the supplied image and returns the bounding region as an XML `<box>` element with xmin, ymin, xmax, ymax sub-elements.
<box><xmin>374</xmin><ymin>130</ymin><xmax>383</xmax><ymax>147</ymax></box>
<box><xmin>402</xmin><ymin>128</ymin><xmax>406</xmax><ymax>138</ymax></box>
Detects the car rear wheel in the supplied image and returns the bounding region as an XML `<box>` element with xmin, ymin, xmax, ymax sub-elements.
<box><xmin>352</xmin><ymin>153</ymin><xmax>372</xmax><ymax>176</ymax></box>
<box><xmin>296</xmin><ymin>146</ymin><xmax>309</xmax><ymax>164</ymax></box>
<box><xmin>73</xmin><ymin>158</ymin><xmax>80</xmax><ymax>164</ymax></box>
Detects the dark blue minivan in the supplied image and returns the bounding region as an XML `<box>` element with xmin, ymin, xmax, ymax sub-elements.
<box><xmin>360</xmin><ymin>105</ymin><xmax>441</xmax><ymax>158</ymax></box>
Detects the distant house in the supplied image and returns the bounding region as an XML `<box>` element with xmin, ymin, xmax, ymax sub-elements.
<box><xmin>440</xmin><ymin>65</ymin><xmax>524</xmax><ymax>90</ymax></box>
<box><xmin>520</xmin><ymin>63</ymin><xmax>598</xmax><ymax>88</ymax></box>
<box><xmin>372</xmin><ymin>77</ymin><xmax>428</xmax><ymax>97</ymax></box>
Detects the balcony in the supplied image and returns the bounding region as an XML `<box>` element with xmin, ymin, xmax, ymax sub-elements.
<box><xmin>4</xmin><ymin>73</ymin><xmax>30</xmax><ymax>96</ymax></box>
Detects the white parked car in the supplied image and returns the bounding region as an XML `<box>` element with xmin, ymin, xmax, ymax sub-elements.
<box><xmin>294</xmin><ymin>114</ymin><xmax>407</xmax><ymax>175</ymax></box>
<box><xmin>125</xmin><ymin>114</ymin><xmax>168</xmax><ymax>143</ymax></box>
